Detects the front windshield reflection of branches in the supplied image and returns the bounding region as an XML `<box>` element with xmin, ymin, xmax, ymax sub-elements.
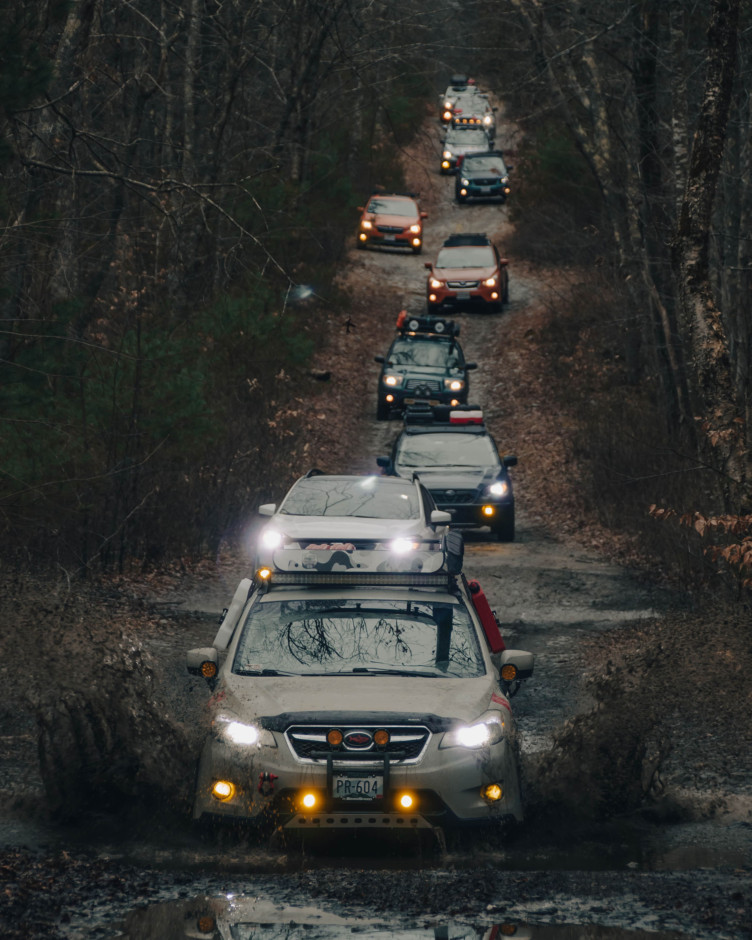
<box><xmin>234</xmin><ymin>599</ymin><xmax>484</xmax><ymax>677</ymax></box>
<box><xmin>280</xmin><ymin>478</ymin><xmax>419</xmax><ymax>519</ymax></box>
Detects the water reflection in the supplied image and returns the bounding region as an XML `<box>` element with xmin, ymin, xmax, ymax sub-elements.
<box><xmin>116</xmin><ymin>898</ymin><xmax>689</xmax><ymax>940</ymax></box>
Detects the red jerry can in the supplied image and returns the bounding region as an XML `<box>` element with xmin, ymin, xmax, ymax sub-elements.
<box><xmin>467</xmin><ymin>579</ymin><xmax>506</xmax><ymax>653</ymax></box>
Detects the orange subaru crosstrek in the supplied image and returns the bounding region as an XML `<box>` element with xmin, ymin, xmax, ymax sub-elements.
<box><xmin>425</xmin><ymin>233</ymin><xmax>509</xmax><ymax>313</ymax></box>
<box><xmin>356</xmin><ymin>193</ymin><xmax>427</xmax><ymax>255</ymax></box>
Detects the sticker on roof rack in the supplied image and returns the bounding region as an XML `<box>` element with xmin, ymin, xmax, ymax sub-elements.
<box><xmin>271</xmin><ymin>546</ymin><xmax>448</xmax><ymax>574</ymax></box>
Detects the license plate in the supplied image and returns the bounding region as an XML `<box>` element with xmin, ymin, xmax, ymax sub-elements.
<box><xmin>333</xmin><ymin>775</ymin><xmax>383</xmax><ymax>800</ymax></box>
<box><xmin>405</xmin><ymin>397</ymin><xmax>439</xmax><ymax>405</ymax></box>
<box><xmin>456</xmin><ymin>291</ymin><xmax>471</xmax><ymax>300</ymax></box>
<box><xmin>383</xmin><ymin>235</ymin><xmax>396</xmax><ymax>242</ymax></box>
<box><xmin>479</xmin><ymin>186</ymin><xmax>492</xmax><ymax>193</ymax></box>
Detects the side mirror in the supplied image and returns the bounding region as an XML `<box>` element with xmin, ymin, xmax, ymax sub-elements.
<box><xmin>430</xmin><ymin>509</ymin><xmax>452</xmax><ymax>525</ymax></box>
<box><xmin>374</xmin><ymin>355</ymin><xmax>385</xmax><ymax>364</ymax></box>
<box><xmin>186</xmin><ymin>648</ymin><xmax>219</xmax><ymax>688</ymax></box>
<box><xmin>503</xmin><ymin>455</ymin><xmax>517</xmax><ymax>469</ymax></box>
<box><xmin>356</xmin><ymin>206</ymin><xmax>364</xmax><ymax>212</ymax></box>
<box><xmin>376</xmin><ymin>456</ymin><xmax>393</xmax><ymax>473</ymax></box>
<box><xmin>499</xmin><ymin>258</ymin><xmax>509</xmax><ymax>267</ymax></box>
<box><xmin>424</xmin><ymin>262</ymin><xmax>433</xmax><ymax>270</ymax></box>
<box><xmin>258</xmin><ymin>503</ymin><xmax>276</xmax><ymax>516</ymax></box>
<box><xmin>506</xmin><ymin>165</ymin><xmax>514</xmax><ymax>172</ymax></box>
<box><xmin>420</xmin><ymin>211</ymin><xmax>428</xmax><ymax>219</ymax></box>
<box><xmin>465</xmin><ymin>362</ymin><xmax>478</xmax><ymax>371</ymax></box>
<box><xmin>495</xmin><ymin>649</ymin><xmax>534</xmax><ymax>697</ymax></box>
<box><xmin>493</xmin><ymin>106</ymin><xmax>498</xmax><ymax>112</ymax></box>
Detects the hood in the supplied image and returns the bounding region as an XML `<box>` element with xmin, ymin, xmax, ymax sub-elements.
<box><xmin>391</xmin><ymin>364</ymin><xmax>453</xmax><ymax>379</ymax></box>
<box><xmin>367</xmin><ymin>212</ymin><xmax>417</xmax><ymax>228</ymax></box>
<box><xmin>268</xmin><ymin>516</ymin><xmax>427</xmax><ymax>540</ymax></box>
<box><xmin>434</xmin><ymin>264</ymin><xmax>497</xmax><ymax>280</ymax></box>
<box><xmin>409</xmin><ymin>467</ymin><xmax>497</xmax><ymax>489</ymax></box>
<box><xmin>220</xmin><ymin>673</ymin><xmax>494</xmax><ymax>725</ymax></box>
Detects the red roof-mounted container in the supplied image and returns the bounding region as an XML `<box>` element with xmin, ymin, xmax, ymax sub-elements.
<box><xmin>450</xmin><ymin>409</ymin><xmax>483</xmax><ymax>425</ymax></box>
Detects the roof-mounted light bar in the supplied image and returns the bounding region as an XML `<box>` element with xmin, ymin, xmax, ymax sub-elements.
<box><xmin>269</xmin><ymin>571</ymin><xmax>453</xmax><ymax>587</ymax></box>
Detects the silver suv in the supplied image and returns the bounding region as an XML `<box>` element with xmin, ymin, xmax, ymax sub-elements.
<box><xmin>187</xmin><ymin>541</ymin><xmax>534</xmax><ymax>834</ymax></box>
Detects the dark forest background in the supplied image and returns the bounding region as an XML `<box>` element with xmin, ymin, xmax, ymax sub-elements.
<box><xmin>1</xmin><ymin>0</ymin><xmax>750</xmax><ymax>588</ymax></box>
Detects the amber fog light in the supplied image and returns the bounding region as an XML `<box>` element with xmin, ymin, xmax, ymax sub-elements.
<box><xmin>211</xmin><ymin>780</ymin><xmax>235</xmax><ymax>801</ymax></box>
<box><xmin>397</xmin><ymin>792</ymin><xmax>416</xmax><ymax>810</ymax></box>
<box><xmin>491</xmin><ymin>292</ymin><xmax>499</xmax><ymax>300</ymax></box>
<box><xmin>301</xmin><ymin>791</ymin><xmax>318</xmax><ymax>809</ymax></box>
<box><xmin>412</xmin><ymin>237</ymin><xmax>421</xmax><ymax>247</ymax></box>
<box><xmin>482</xmin><ymin>783</ymin><xmax>503</xmax><ymax>802</ymax></box>
<box><xmin>501</xmin><ymin>664</ymin><xmax>518</xmax><ymax>682</ymax></box>
<box><xmin>460</xmin><ymin>188</ymin><xmax>467</xmax><ymax>196</ymax></box>
<box><xmin>327</xmin><ymin>729</ymin><xmax>343</xmax><ymax>746</ymax></box>
<box><xmin>359</xmin><ymin>232</ymin><xmax>367</xmax><ymax>241</ymax></box>
<box><xmin>386</xmin><ymin>394</ymin><xmax>394</xmax><ymax>403</ymax></box>
<box><xmin>197</xmin><ymin>913</ymin><xmax>216</xmax><ymax>933</ymax></box>
<box><xmin>429</xmin><ymin>293</ymin><xmax>437</xmax><ymax>302</ymax></box>
<box><xmin>450</xmin><ymin>399</ymin><xmax>459</xmax><ymax>406</ymax></box>
<box><xmin>374</xmin><ymin>729</ymin><xmax>390</xmax><ymax>746</ymax></box>
<box><xmin>482</xmin><ymin>504</ymin><xmax>496</xmax><ymax>517</ymax></box>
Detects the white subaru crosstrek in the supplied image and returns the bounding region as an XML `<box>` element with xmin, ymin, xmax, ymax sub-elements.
<box><xmin>187</xmin><ymin>539</ymin><xmax>533</xmax><ymax>834</ymax></box>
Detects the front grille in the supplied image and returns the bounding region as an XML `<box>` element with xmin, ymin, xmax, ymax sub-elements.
<box><xmin>447</xmin><ymin>280</ymin><xmax>479</xmax><ymax>289</ymax></box>
<box><xmin>286</xmin><ymin>724</ymin><xmax>430</xmax><ymax>764</ymax></box>
<box><xmin>376</xmin><ymin>225</ymin><xmax>404</xmax><ymax>234</ymax></box>
<box><xmin>431</xmin><ymin>490</ymin><xmax>476</xmax><ymax>504</ymax></box>
<box><xmin>472</xmin><ymin>178</ymin><xmax>501</xmax><ymax>186</ymax></box>
<box><xmin>405</xmin><ymin>378</ymin><xmax>442</xmax><ymax>394</ymax></box>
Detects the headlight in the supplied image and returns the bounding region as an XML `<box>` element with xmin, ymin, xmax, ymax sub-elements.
<box><xmin>390</xmin><ymin>537</ymin><xmax>418</xmax><ymax>553</ymax></box>
<box><xmin>261</xmin><ymin>528</ymin><xmax>283</xmax><ymax>548</ymax></box>
<box><xmin>483</xmin><ymin>115</ymin><xmax>492</xmax><ymax>125</ymax></box>
<box><xmin>409</xmin><ymin>224</ymin><xmax>421</xmax><ymax>233</ymax></box>
<box><xmin>445</xmin><ymin>378</ymin><xmax>464</xmax><ymax>391</ymax></box>
<box><xmin>429</xmin><ymin>278</ymin><xmax>443</xmax><ymax>289</ymax></box>
<box><xmin>501</xmin><ymin>177</ymin><xmax>509</xmax><ymax>184</ymax></box>
<box><xmin>440</xmin><ymin>714</ymin><xmax>505</xmax><ymax>749</ymax></box>
<box><xmin>383</xmin><ymin>374</ymin><xmax>400</xmax><ymax>386</ymax></box>
<box><xmin>361</xmin><ymin>220</ymin><xmax>373</xmax><ymax>230</ymax></box>
<box><xmin>213</xmin><ymin>716</ymin><xmax>276</xmax><ymax>747</ymax></box>
<box><xmin>461</xmin><ymin>178</ymin><xmax>469</xmax><ymax>186</ymax></box>
<box><xmin>487</xmin><ymin>480</ymin><xmax>509</xmax><ymax>497</ymax></box>
<box><xmin>444</xmin><ymin>100</ymin><xmax>452</xmax><ymax>109</ymax></box>
<box><xmin>443</xmin><ymin>150</ymin><xmax>452</xmax><ymax>159</ymax></box>
<box><xmin>483</xmin><ymin>276</ymin><xmax>497</xmax><ymax>287</ymax></box>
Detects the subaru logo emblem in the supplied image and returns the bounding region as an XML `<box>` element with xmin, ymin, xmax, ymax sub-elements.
<box><xmin>445</xmin><ymin>489</ymin><xmax>455</xmax><ymax>496</ymax></box>
<box><xmin>344</xmin><ymin>730</ymin><xmax>373</xmax><ymax>749</ymax></box>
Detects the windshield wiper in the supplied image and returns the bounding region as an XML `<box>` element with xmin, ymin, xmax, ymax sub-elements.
<box><xmin>341</xmin><ymin>666</ymin><xmax>440</xmax><ymax>678</ymax></box>
<box><xmin>236</xmin><ymin>668</ymin><xmax>300</xmax><ymax>676</ymax></box>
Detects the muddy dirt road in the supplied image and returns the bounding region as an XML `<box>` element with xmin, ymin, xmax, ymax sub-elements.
<box><xmin>2</xmin><ymin>119</ymin><xmax>751</xmax><ymax>939</ymax></box>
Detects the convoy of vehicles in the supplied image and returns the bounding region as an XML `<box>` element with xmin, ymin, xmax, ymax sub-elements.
<box><xmin>187</xmin><ymin>76</ymin><xmax>526</xmax><ymax>842</ymax></box>
<box><xmin>374</xmin><ymin>312</ymin><xmax>476</xmax><ymax>419</ymax></box>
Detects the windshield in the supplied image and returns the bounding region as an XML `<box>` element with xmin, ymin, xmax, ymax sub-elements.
<box><xmin>463</xmin><ymin>156</ymin><xmax>507</xmax><ymax>174</ymax></box>
<box><xmin>281</xmin><ymin>477</ymin><xmax>420</xmax><ymax>519</ymax></box>
<box><xmin>435</xmin><ymin>246</ymin><xmax>495</xmax><ymax>269</ymax></box>
<box><xmin>233</xmin><ymin>597</ymin><xmax>485</xmax><ymax>678</ymax></box>
<box><xmin>366</xmin><ymin>197</ymin><xmax>417</xmax><ymax>217</ymax></box>
<box><xmin>396</xmin><ymin>432</ymin><xmax>500</xmax><ymax>469</ymax></box>
<box><xmin>388</xmin><ymin>338</ymin><xmax>458</xmax><ymax>368</ymax></box>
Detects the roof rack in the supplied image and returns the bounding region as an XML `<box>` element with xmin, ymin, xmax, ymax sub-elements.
<box><xmin>443</xmin><ymin>233</ymin><xmax>491</xmax><ymax>247</ymax></box>
<box><xmin>395</xmin><ymin>311</ymin><xmax>459</xmax><ymax>337</ymax></box>
<box><xmin>370</xmin><ymin>191</ymin><xmax>419</xmax><ymax>200</ymax></box>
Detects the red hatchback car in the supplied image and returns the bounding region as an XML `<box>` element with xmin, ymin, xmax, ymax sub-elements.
<box><xmin>357</xmin><ymin>193</ymin><xmax>427</xmax><ymax>255</ymax></box>
<box><xmin>425</xmin><ymin>234</ymin><xmax>509</xmax><ymax>313</ymax></box>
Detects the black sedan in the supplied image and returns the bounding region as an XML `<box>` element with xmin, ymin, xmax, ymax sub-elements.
<box><xmin>377</xmin><ymin>404</ymin><xmax>517</xmax><ymax>541</ymax></box>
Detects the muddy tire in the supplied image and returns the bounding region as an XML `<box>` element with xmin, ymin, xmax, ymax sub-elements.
<box><xmin>502</xmin><ymin>281</ymin><xmax>510</xmax><ymax>304</ymax></box>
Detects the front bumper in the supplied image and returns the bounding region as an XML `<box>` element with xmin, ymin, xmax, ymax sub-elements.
<box><xmin>359</xmin><ymin>230</ymin><xmax>422</xmax><ymax>250</ymax></box>
<box><xmin>427</xmin><ymin>288</ymin><xmax>501</xmax><ymax>312</ymax></box>
<box><xmin>431</xmin><ymin>499</ymin><xmax>514</xmax><ymax>529</ymax></box>
<box><xmin>457</xmin><ymin>183</ymin><xmax>508</xmax><ymax>202</ymax></box>
<box><xmin>381</xmin><ymin>387</ymin><xmax>468</xmax><ymax>413</ymax></box>
<box><xmin>193</xmin><ymin>731</ymin><xmax>522</xmax><ymax>828</ymax></box>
